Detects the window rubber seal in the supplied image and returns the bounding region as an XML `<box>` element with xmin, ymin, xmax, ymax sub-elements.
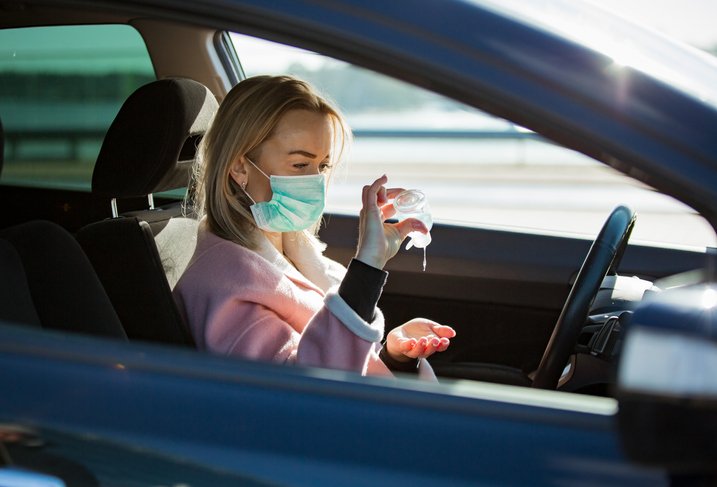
<box><xmin>213</xmin><ymin>31</ymin><xmax>244</xmax><ymax>86</ymax></box>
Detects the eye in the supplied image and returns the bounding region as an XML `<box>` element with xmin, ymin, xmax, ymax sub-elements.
<box><xmin>293</xmin><ymin>163</ymin><xmax>309</xmax><ymax>169</ymax></box>
<box><xmin>319</xmin><ymin>163</ymin><xmax>332</xmax><ymax>172</ymax></box>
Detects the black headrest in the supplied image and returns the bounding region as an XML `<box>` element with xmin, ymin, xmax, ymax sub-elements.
<box><xmin>92</xmin><ymin>78</ymin><xmax>218</xmax><ymax>198</ymax></box>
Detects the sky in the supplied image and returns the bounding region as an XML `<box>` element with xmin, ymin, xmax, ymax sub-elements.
<box><xmin>590</xmin><ymin>0</ymin><xmax>717</xmax><ymax>49</ymax></box>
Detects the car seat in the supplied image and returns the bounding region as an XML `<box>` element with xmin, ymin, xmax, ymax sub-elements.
<box><xmin>0</xmin><ymin>115</ymin><xmax>127</xmax><ymax>339</ymax></box>
<box><xmin>76</xmin><ymin>78</ymin><xmax>218</xmax><ymax>347</ymax></box>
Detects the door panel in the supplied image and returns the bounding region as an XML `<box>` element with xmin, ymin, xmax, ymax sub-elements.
<box><xmin>0</xmin><ymin>324</ymin><xmax>667</xmax><ymax>487</ymax></box>
<box><xmin>320</xmin><ymin>214</ymin><xmax>710</xmax><ymax>372</ymax></box>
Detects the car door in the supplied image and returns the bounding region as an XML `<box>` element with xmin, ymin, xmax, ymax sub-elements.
<box><xmin>231</xmin><ymin>33</ymin><xmax>713</xmax><ymax>377</ymax></box>
<box><xmin>0</xmin><ymin>323</ymin><xmax>669</xmax><ymax>487</ymax></box>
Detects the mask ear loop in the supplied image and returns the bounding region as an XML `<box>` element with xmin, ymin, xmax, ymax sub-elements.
<box><xmin>246</xmin><ymin>157</ymin><xmax>271</xmax><ymax>179</ymax></box>
<box><xmin>241</xmin><ymin>157</ymin><xmax>270</xmax><ymax>205</ymax></box>
<box><xmin>240</xmin><ymin>181</ymin><xmax>257</xmax><ymax>205</ymax></box>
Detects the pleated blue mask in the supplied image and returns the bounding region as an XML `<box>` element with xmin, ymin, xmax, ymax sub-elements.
<box><xmin>242</xmin><ymin>158</ymin><xmax>326</xmax><ymax>233</ymax></box>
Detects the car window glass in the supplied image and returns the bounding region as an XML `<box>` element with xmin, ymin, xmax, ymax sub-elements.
<box><xmin>231</xmin><ymin>33</ymin><xmax>716</xmax><ymax>248</ymax></box>
<box><xmin>0</xmin><ymin>25</ymin><xmax>155</xmax><ymax>191</ymax></box>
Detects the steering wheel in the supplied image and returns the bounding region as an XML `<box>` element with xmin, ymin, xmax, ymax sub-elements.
<box><xmin>531</xmin><ymin>205</ymin><xmax>636</xmax><ymax>390</ymax></box>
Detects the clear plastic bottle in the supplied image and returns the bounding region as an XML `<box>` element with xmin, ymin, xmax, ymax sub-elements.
<box><xmin>394</xmin><ymin>189</ymin><xmax>432</xmax><ymax>250</ymax></box>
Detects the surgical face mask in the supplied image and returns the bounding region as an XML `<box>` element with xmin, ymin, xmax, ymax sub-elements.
<box><xmin>241</xmin><ymin>158</ymin><xmax>327</xmax><ymax>233</ymax></box>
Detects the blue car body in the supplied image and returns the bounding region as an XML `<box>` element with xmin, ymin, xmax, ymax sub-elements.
<box><xmin>1</xmin><ymin>324</ymin><xmax>662</xmax><ymax>486</ymax></box>
<box><xmin>2</xmin><ymin>0</ymin><xmax>716</xmax><ymax>485</ymax></box>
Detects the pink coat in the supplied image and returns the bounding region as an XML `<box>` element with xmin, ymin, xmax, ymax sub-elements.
<box><xmin>174</xmin><ymin>221</ymin><xmax>436</xmax><ymax>379</ymax></box>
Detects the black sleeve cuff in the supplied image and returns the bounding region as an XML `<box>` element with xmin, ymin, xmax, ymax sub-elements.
<box><xmin>379</xmin><ymin>344</ymin><xmax>420</xmax><ymax>374</ymax></box>
<box><xmin>337</xmin><ymin>258</ymin><xmax>388</xmax><ymax>322</ymax></box>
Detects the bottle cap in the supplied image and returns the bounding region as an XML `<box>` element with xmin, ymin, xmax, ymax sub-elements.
<box><xmin>395</xmin><ymin>190</ymin><xmax>427</xmax><ymax>213</ymax></box>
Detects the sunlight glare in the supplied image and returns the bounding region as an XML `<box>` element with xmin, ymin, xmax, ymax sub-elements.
<box><xmin>701</xmin><ymin>288</ymin><xmax>717</xmax><ymax>309</ymax></box>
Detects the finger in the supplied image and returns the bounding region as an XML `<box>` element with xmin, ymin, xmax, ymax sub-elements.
<box><xmin>385</xmin><ymin>187</ymin><xmax>407</xmax><ymax>199</ymax></box>
<box><xmin>369</xmin><ymin>175</ymin><xmax>388</xmax><ymax>195</ymax></box>
<box><xmin>364</xmin><ymin>176</ymin><xmax>388</xmax><ymax>210</ymax></box>
<box><xmin>436</xmin><ymin>337</ymin><xmax>451</xmax><ymax>352</ymax></box>
<box><xmin>377</xmin><ymin>185</ymin><xmax>388</xmax><ymax>206</ymax></box>
<box><xmin>397</xmin><ymin>337</ymin><xmax>417</xmax><ymax>352</ymax></box>
<box><xmin>417</xmin><ymin>339</ymin><xmax>440</xmax><ymax>358</ymax></box>
<box><xmin>362</xmin><ymin>176</ymin><xmax>384</xmax><ymax>200</ymax></box>
<box><xmin>392</xmin><ymin>218</ymin><xmax>428</xmax><ymax>241</ymax></box>
<box><xmin>431</xmin><ymin>324</ymin><xmax>456</xmax><ymax>338</ymax></box>
<box><xmin>380</xmin><ymin>202</ymin><xmax>396</xmax><ymax>220</ymax></box>
<box><xmin>362</xmin><ymin>187</ymin><xmax>382</xmax><ymax>219</ymax></box>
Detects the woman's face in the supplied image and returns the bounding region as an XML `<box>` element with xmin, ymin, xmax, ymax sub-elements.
<box><xmin>232</xmin><ymin>109</ymin><xmax>333</xmax><ymax>204</ymax></box>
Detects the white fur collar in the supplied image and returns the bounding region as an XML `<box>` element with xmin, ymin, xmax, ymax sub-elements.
<box><xmin>254</xmin><ymin>231</ymin><xmax>344</xmax><ymax>294</ymax></box>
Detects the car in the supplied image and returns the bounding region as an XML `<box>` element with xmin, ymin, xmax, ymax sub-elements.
<box><xmin>1</xmin><ymin>0</ymin><xmax>716</xmax><ymax>485</ymax></box>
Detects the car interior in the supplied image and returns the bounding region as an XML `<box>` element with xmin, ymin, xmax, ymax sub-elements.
<box><xmin>0</xmin><ymin>3</ymin><xmax>713</xmax><ymax>397</ymax></box>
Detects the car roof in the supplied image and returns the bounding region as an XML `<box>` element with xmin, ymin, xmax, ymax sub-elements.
<box><xmin>5</xmin><ymin>0</ymin><xmax>717</xmax><ymax>226</ymax></box>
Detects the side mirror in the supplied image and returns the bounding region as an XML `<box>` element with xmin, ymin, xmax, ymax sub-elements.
<box><xmin>616</xmin><ymin>285</ymin><xmax>717</xmax><ymax>478</ymax></box>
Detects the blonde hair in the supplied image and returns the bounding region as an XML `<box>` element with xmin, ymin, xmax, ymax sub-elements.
<box><xmin>191</xmin><ymin>75</ymin><xmax>352</xmax><ymax>249</ymax></box>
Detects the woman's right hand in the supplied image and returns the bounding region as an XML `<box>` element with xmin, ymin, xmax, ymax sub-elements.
<box><xmin>355</xmin><ymin>175</ymin><xmax>428</xmax><ymax>270</ymax></box>
<box><xmin>385</xmin><ymin>319</ymin><xmax>456</xmax><ymax>362</ymax></box>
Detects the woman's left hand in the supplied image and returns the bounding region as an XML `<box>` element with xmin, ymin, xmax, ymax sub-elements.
<box><xmin>355</xmin><ymin>175</ymin><xmax>428</xmax><ymax>270</ymax></box>
<box><xmin>385</xmin><ymin>319</ymin><xmax>456</xmax><ymax>362</ymax></box>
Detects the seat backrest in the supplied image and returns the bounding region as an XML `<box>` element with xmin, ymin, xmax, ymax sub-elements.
<box><xmin>0</xmin><ymin>220</ymin><xmax>128</xmax><ymax>339</ymax></box>
<box><xmin>0</xmin><ymin>117</ymin><xmax>124</xmax><ymax>337</ymax></box>
<box><xmin>1</xmin><ymin>117</ymin><xmax>124</xmax><ymax>336</ymax></box>
<box><xmin>76</xmin><ymin>77</ymin><xmax>218</xmax><ymax>347</ymax></box>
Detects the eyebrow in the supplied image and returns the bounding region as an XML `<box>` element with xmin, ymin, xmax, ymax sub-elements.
<box><xmin>288</xmin><ymin>149</ymin><xmax>331</xmax><ymax>160</ymax></box>
<box><xmin>288</xmin><ymin>150</ymin><xmax>318</xmax><ymax>158</ymax></box>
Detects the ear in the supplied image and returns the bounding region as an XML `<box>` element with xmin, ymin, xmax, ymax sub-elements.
<box><xmin>229</xmin><ymin>157</ymin><xmax>247</xmax><ymax>186</ymax></box>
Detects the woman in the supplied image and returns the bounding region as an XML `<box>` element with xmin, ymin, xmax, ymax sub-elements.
<box><xmin>174</xmin><ymin>75</ymin><xmax>455</xmax><ymax>378</ymax></box>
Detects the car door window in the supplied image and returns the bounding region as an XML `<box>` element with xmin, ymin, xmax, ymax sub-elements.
<box><xmin>0</xmin><ymin>25</ymin><xmax>155</xmax><ymax>191</ymax></box>
<box><xmin>230</xmin><ymin>33</ymin><xmax>716</xmax><ymax>249</ymax></box>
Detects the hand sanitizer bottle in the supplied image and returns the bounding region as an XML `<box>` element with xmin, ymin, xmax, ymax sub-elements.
<box><xmin>394</xmin><ymin>189</ymin><xmax>432</xmax><ymax>250</ymax></box>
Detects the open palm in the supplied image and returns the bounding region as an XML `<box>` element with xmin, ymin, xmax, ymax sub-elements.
<box><xmin>385</xmin><ymin>319</ymin><xmax>456</xmax><ymax>362</ymax></box>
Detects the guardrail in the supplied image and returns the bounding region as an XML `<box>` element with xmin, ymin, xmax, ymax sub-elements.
<box><xmin>352</xmin><ymin>129</ymin><xmax>544</xmax><ymax>140</ymax></box>
<box><xmin>4</xmin><ymin>130</ymin><xmax>106</xmax><ymax>162</ymax></box>
<box><xmin>3</xmin><ymin>128</ymin><xmax>544</xmax><ymax>162</ymax></box>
